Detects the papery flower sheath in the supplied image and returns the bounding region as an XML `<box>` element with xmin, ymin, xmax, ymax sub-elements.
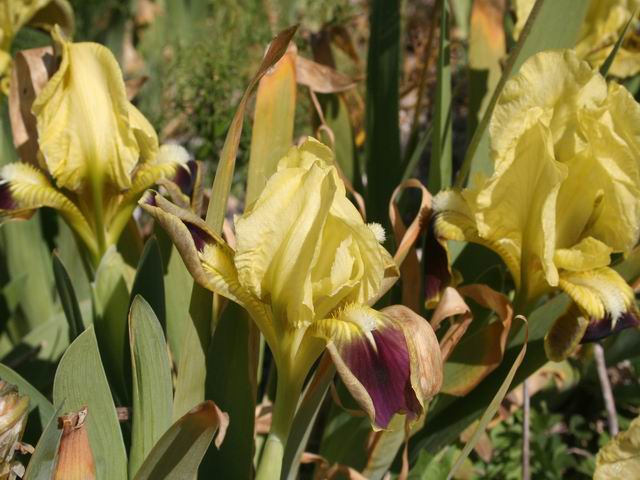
<box><xmin>141</xmin><ymin>138</ymin><xmax>443</xmax><ymax>430</ymax></box>
<box><xmin>0</xmin><ymin>0</ymin><xmax>74</xmax><ymax>94</ymax></box>
<box><xmin>0</xmin><ymin>27</ymin><xmax>198</xmax><ymax>264</ymax></box>
<box><xmin>513</xmin><ymin>0</ymin><xmax>640</xmax><ymax>78</ymax></box>
<box><xmin>427</xmin><ymin>50</ymin><xmax>640</xmax><ymax>360</ymax></box>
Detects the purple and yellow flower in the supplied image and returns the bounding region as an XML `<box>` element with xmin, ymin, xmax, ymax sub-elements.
<box><xmin>0</xmin><ymin>27</ymin><xmax>197</xmax><ymax>265</ymax></box>
<box><xmin>427</xmin><ymin>50</ymin><xmax>640</xmax><ymax>360</ymax></box>
<box><xmin>140</xmin><ymin>138</ymin><xmax>443</xmax><ymax>477</ymax></box>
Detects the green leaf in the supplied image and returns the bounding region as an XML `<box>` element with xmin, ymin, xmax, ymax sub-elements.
<box><xmin>428</xmin><ymin>0</ymin><xmax>452</xmax><ymax>192</ymax></box>
<box><xmin>53</xmin><ymin>326</ymin><xmax>127</xmax><ymax>480</ymax></box>
<box><xmin>0</xmin><ymin>102</ymin><xmax>55</xmax><ymax>333</ymax></box>
<box><xmin>456</xmin><ymin>0</ymin><xmax>590</xmax><ymax>185</ymax></box>
<box><xmin>320</xmin><ymin>94</ymin><xmax>357</xmax><ymax>185</ymax></box>
<box><xmin>410</xmin><ymin>295</ymin><xmax>567</xmax><ymax>459</ymax></box>
<box><xmin>134</xmin><ymin>401</ymin><xmax>228</xmax><ymax>480</ymax></box>
<box><xmin>362</xmin><ymin>415</ymin><xmax>409</xmax><ymax>480</ymax></box>
<box><xmin>172</xmin><ymin>285</ymin><xmax>211</xmax><ymax>420</ymax></box>
<box><xmin>130</xmin><ymin>237</ymin><xmax>166</xmax><ymax>331</ymax></box>
<box><xmin>283</xmin><ymin>355</ymin><xmax>335</xmax><ymax>480</ymax></box>
<box><xmin>0</xmin><ymin>218</ymin><xmax>55</xmax><ymax>334</ymax></box>
<box><xmin>157</xmin><ymin>230</ymin><xmax>193</xmax><ymax>367</ymax></box>
<box><xmin>600</xmin><ymin>8</ymin><xmax>638</xmax><ymax>78</ymax></box>
<box><xmin>201</xmin><ymin>302</ymin><xmax>258</xmax><ymax>479</ymax></box>
<box><xmin>365</xmin><ymin>0</ymin><xmax>401</xmax><ymax>225</ymax></box>
<box><xmin>53</xmin><ymin>253</ymin><xmax>85</xmax><ymax>342</ymax></box>
<box><xmin>246</xmin><ymin>47</ymin><xmax>296</xmax><ymax>204</ymax></box>
<box><xmin>447</xmin><ymin>317</ymin><xmax>528</xmax><ymax>479</ymax></box>
<box><xmin>467</xmin><ymin>0</ymin><xmax>507</xmax><ymax>138</ymax></box>
<box><xmin>402</xmin><ymin>125</ymin><xmax>432</xmax><ymax>183</ymax></box>
<box><xmin>129</xmin><ymin>296</ymin><xmax>174</xmax><ymax>477</ymax></box>
<box><xmin>206</xmin><ymin>25</ymin><xmax>297</xmax><ymax>233</ymax></box>
<box><xmin>92</xmin><ymin>247</ymin><xmax>131</xmax><ymax>404</ymax></box>
<box><xmin>23</xmin><ymin>406</ymin><xmax>63</xmax><ymax>480</ymax></box>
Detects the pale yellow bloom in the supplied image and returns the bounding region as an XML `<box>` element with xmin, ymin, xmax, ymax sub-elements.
<box><xmin>0</xmin><ymin>0</ymin><xmax>74</xmax><ymax>93</ymax></box>
<box><xmin>141</xmin><ymin>138</ymin><xmax>443</xmax><ymax>432</ymax></box>
<box><xmin>1</xmin><ymin>29</ymin><xmax>196</xmax><ymax>264</ymax></box>
<box><xmin>33</xmin><ymin>26</ymin><xmax>158</xmax><ymax>192</ymax></box>
<box><xmin>513</xmin><ymin>0</ymin><xmax>640</xmax><ymax>78</ymax></box>
<box><xmin>429</xmin><ymin>50</ymin><xmax>640</xmax><ymax>360</ymax></box>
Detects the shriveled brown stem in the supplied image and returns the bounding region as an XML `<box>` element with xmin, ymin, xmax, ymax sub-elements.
<box><xmin>594</xmin><ymin>343</ymin><xmax>619</xmax><ymax>436</ymax></box>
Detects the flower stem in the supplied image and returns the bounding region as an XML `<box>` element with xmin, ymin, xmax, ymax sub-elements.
<box><xmin>89</xmin><ymin>171</ymin><xmax>108</xmax><ymax>261</ymax></box>
<box><xmin>256</xmin><ymin>367</ymin><xmax>302</xmax><ymax>480</ymax></box>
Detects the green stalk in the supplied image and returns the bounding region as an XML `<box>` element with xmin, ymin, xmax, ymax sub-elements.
<box><xmin>89</xmin><ymin>171</ymin><xmax>108</xmax><ymax>264</ymax></box>
<box><xmin>255</xmin><ymin>368</ymin><xmax>302</xmax><ymax>480</ymax></box>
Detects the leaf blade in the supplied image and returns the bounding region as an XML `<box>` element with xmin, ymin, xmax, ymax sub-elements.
<box><xmin>129</xmin><ymin>296</ymin><xmax>174</xmax><ymax>478</ymax></box>
<box><xmin>52</xmin><ymin>326</ymin><xmax>127</xmax><ymax>480</ymax></box>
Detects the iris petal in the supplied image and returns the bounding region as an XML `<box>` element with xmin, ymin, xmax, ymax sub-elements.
<box><xmin>138</xmin><ymin>192</ymin><xmax>276</xmax><ymax>346</ymax></box>
<box><xmin>32</xmin><ymin>27</ymin><xmax>158</xmax><ymax>192</ymax></box>
<box><xmin>310</xmin><ymin>304</ymin><xmax>441</xmax><ymax>430</ymax></box>
<box><xmin>0</xmin><ymin>162</ymin><xmax>94</xmax><ymax>249</ymax></box>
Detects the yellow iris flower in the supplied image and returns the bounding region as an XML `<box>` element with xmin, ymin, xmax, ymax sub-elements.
<box><xmin>514</xmin><ymin>0</ymin><xmax>640</xmax><ymax>78</ymax></box>
<box><xmin>0</xmin><ymin>27</ymin><xmax>196</xmax><ymax>265</ymax></box>
<box><xmin>0</xmin><ymin>0</ymin><xmax>74</xmax><ymax>94</ymax></box>
<box><xmin>428</xmin><ymin>50</ymin><xmax>640</xmax><ymax>360</ymax></box>
<box><xmin>141</xmin><ymin>138</ymin><xmax>443</xmax><ymax>477</ymax></box>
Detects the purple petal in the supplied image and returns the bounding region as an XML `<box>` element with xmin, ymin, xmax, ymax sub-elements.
<box><xmin>582</xmin><ymin>310</ymin><xmax>640</xmax><ymax>343</ymax></box>
<box><xmin>0</xmin><ymin>182</ymin><xmax>17</xmax><ymax>210</ymax></box>
<box><xmin>340</xmin><ymin>326</ymin><xmax>420</xmax><ymax>428</ymax></box>
<box><xmin>185</xmin><ymin>221</ymin><xmax>214</xmax><ymax>252</ymax></box>
<box><xmin>172</xmin><ymin>160</ymin><xmax>198</xmax><ymax>197</ymax></box>
<box><xmin>424</xmin><ymin>217</ymin><xmax>451</xmax><ymax>304</ymax></box>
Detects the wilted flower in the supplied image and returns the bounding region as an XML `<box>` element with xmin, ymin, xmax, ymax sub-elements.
<box><xmin>0</xmin><ymin>381</ymin><xmax>29</xmax><ymax>479</ymax></box>
<box><xmin>54</xmin><ymin>407</ymin><xmax>96</xmax><ymax>480</ymax></box>
<box><xmin>0</xmin><ymin>0</ymin><xmax>74</xmax><ymax>94</ymax></box>
<box><xmin>513</xmin><ymin>0</ymin><xmax>640</xmax><ymax>78</ymax></box>
<box><xmin>428</xmin><ymin>50</ymin><xmax>640</xmax><ymax>360</ymax></box>
<box><xmin>141</xmin><ymin>138</ymin><xmax>443</xmax><ymax>476</ymax></box>
<box><xmin>0</xmin><ymin>27</ymin><xmax>197</xmax><ymax>265</ymax></box>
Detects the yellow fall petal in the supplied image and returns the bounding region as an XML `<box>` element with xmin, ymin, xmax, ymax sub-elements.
<box><xmin>138</xmin><ymin>192</ymin><xmax>277</xmax><ymax>348</ymax></box>
<box><xmin>558</xmin><ymin>267</ymin><xmax>634</xmax><ymax>322</ymax></box>
<box><xmin>0</xmin><ymin>162</ymin><xmax>95</xmax><ymax>252</ymax></box>
<box><xmin>32</xmin><ymin>26</ymin><xmax>158</xmax><ymax>192</ymax></box>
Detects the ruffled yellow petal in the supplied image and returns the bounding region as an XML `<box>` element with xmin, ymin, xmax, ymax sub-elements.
<box><xmin>235</xmin><ymin>156</ymin><xmax>337</xmax><ymax>329</ymax></box>
<box><xmin>235</xmin><ymin>137</ymin><xmax>393</xmax><ymax>329</ymax></box>
<box><xmin>32</xmin><ymin>27</ymin><xmax>158</xmax><ymax>192</ymax></box>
